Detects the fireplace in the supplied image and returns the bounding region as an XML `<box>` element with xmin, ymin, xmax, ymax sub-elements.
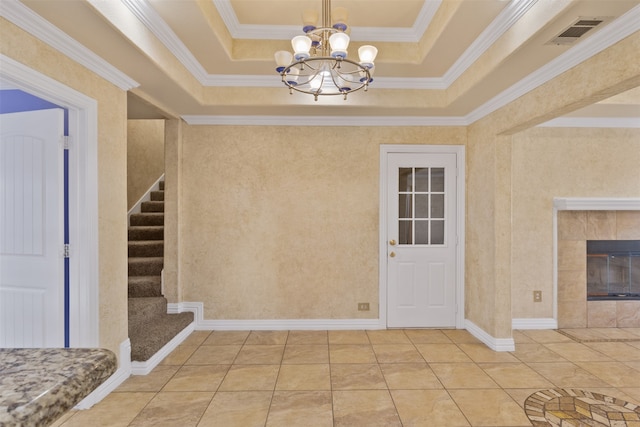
<box><xmin>587</xmin><ymin>240</ymin><xmax>640</xmax><ymax>300</ymax></box>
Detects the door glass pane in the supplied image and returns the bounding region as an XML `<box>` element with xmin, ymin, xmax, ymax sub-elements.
<box><xmin>415</xmin><ymin>168</ymin><xmax>429</xmax><ymax>192</ymax></box>
<box><xmin>431</xmin><ymin>168</ymin><xmax>444</xmax><ymax>192</ymax></box>
<box><xmin>399</xmin><ymin>220</ymin><xmax>412</xmax><ymax>245</ymax></box>
<box><xmin>415</xmin><ymin>220</ymin><xmax>429</xmax><ymax>244</ymax></box>
<box><xmin>431</xmin><ymin>194</ymin><xmax>444</xmax><ymax>218</ymax></box>
<box><xmin>415</xmin><ymin>194</ymin><xmax>429</xmax><ymax>218</ymax></box>
<box><xmin>431</xmin><ymin>220</ymin><xmax>445</xmax><ymax>244</ymax></box>
<box><xmin>399</xmin><ymin>168</ymin><xmax>413</xmax><ymax>192</ymax></box>
<box><xmin>399</xmin><ymin>194</ymin><xmax>412</xmax><ymax>218</ymax></box>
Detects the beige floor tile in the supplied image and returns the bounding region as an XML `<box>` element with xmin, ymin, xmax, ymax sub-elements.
<box><xmin>391</xmin><ymin>389</ymin><xmax>470</xmax><ymax>426</ymax></box>
<box><xmin>520</xmin><ymin>329</ymin><xmax>574</xmax><ymax>343</ymax></box>
<box><xmin>442</xmin><ymin>329</ymin><xmax>481</xmax><ymax>344</ymax></box>
<box><xmin>512</xmin><ymin>330</ymin><xmax>536</xmax><ymax>344</ymax></box>
<box><xmin>590</xmin><ymin>327</ymin><xmax>640</xmax><ymax>340</ymax></box>
<box><xmin>234</xmin><ymin>344</ymin><xmax>284</xmax><ymax>364</ymax></box>
<box><xmin>197</xmin><ymin>391</ymin><xmax>271</xmax><ymax>427</ymax></box>
<box><xmin>558</xmin><ymin>328</ymin><xmax>609</xmax><ymax>341</ymax></box>
<box><xmin>328</xmin><ymin>330</ymin><xmax>370</xmax><ymax>344</ymax></box>
<box><xmin>372</xmin><ymin>344</ymin><xmax>425</xmax><ymax>363</ymax></box>
<box><xmin>584</xmin><ymin>341</ymin><xmax>640</xmax><ymax>361</ymax></box>
<box><xmin>379</xmin><ymin>363</ymin><xmax>442</xmax><ymax>389</ymax></box>
<box><xmin>282</xmin><ymin>344</ymin><xmax>329</xmax><ymax>364</ymax></box>
<box><xmin>403</xmin><ymin>329</ymin><xmax>453</xmax><ymax>344</ymax></box>
<box><xmin>414</xmin><ymin>343</ymin><xmax>473</xmax><ymax>363</ymax></box>
<box><xmin>510</xmin><ymin>343</ymin><xmax>567</xmax><ymax>363</ymax></box>
<box><xmin>275</xmin><ymin>364</ymin><xmax>331</xmax><ymax>390</ymax></box>
<box><xmin>128</xmin><ymin>391</ymin><xmax>213</xmax><ymax>427</ymax></box>
<box><xmin>180</xmin><ymin>331</ymin><xmax>211</xmax><ymax>347</ymax></box>
<box><xmin>185</xmin><ymin>345</ymin><xmax>241</xmax><ymax>365</ymax></box>
<box><xmin>366</xmin><ymin>329</ymin><xmax>411</xmax><ymax>344</ymax></box>
<box><xmin>458</xmin><ymin>343</ymin><xmax>519</xmax><ymax>363</ymax></box>
<box><xmin>330</xmin><ymin>364</ymin><xmax>387</xmax><ymax>390</ymax></box>
<box><xmin>329</xmin><ymin>344</ymin><xmax>377</xmax><ymax>363</ymax></box>
<box><xmin>266</xmin><ymin>391</ymin><xmax>333</xmax><ymax>427</ymax></box>
<box><xmin>618</xmin><ymin>388</ymin><xmax>640</xmax><ymax>404</ymax></box>
<box><xmin>449</xmin><ymin>388</ymin><xmax>531</xmax><ymax>426</ymax></box>
<box><xmin>50</xmin><ymin>410</ymin><xmax>75</xmax><ymax>427</ymax></box>
<box><xmin>58</xmin><ymin>392</ymin><xmax>155</xmax><ymax>427</ymax></box>
<box><xmin>159</xmin><ymin>345</ymin><xmax>199</xmax><ymax>366</ymax></box>
<box><xmin>429</xmin><ymin>363</ymin><xmax>499</xmax><ymax>389</ymax></box>
<box><xmin>218</xmin><ymin>364</ymin><xmax>280</xmax><ymax>391</ymax></box>
<box><xmin>162</xmin><ymin>364</ymin><xmax>229</xmax><ymax>392</ymax></box>
<box><xmin>245</xmin><ymin>330</ymin><xmax>288</xmax><ymax>345</ymax></box>
<box><xmin>116</xmin><ymin>365</ymin><xmax>179</xmax><ymax>392</ymax></box>
<box><xmin>286</xmin><ymin>330</ymin><xmax>328</xmax><ymax>344</ymax></box>
<box><xmin>543</xmin><ymin>342</ymin><xmax>613</xmax><ymax>361</ymax></box>
<box><xmin>333</xmin><ymin>390</ymin><xmax>402</xmax><ymax>427</ymax></box>
<box><xmin>201</xmin><ymin>331</ymin><xmax>249</xmax><ymax>346</ymax></box>
<box><xmin>526</xmin><ymin>362</ymin><xmax>611</xmax><ymax>388</ymax></box>
<box><xmin>576</xmin><ymin>361</ymin><xmax>640</xmax><ymax>387</ymax></box>
<box><xmin>478</xmin><ymin>363</ymin><xmax>554</xmax><ymax>389</ymax></box>
<box><xmin>503</xmin><ymin>388</ymin><xmax>545</xmax><ymax>409</ymax></box>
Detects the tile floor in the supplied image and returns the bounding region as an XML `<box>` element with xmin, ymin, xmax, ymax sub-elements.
<box><xmin>52</xmin><ymin>328</ymin><xmax>640</xmax><ymax>427</ymax></box>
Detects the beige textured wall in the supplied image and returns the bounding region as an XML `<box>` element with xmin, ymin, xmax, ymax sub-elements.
<box><xmin>127</xmin><ymin>120</ymin><xmax>165</xmax><ymax>210</ymax></box>
<box><xmin>178</xmin><ymin>125</ymin><xmax>466</xmax><ymax>319</ymax></box>
<box><xmin>511</xmin><ymin>127</ymin><xmax>640</xmax><ymax>319</ymax></box>
<box><xmin>1</xmin><ymin>19</ymin><xmax>128</xmax><ymax>361</ymax></box>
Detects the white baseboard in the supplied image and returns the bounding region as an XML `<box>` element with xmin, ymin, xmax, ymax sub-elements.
<box><xmin>465</xmin><ymin>319</ymin><xmax>515</xmax><ymax>352</ymax></box>
<box><xmin>512</xmin><ymin>318</ymin><xmax>558</xmax><ymax>330</ymax></box>
<box><xmin>74</xmin><ymin>339</ymin><xmax>132</xmax><ymax>410</ymax></box>
<box><xmin>130</xmin><ymin>321</ymin><xmax>195</xmax><ymax>375</ymax></box>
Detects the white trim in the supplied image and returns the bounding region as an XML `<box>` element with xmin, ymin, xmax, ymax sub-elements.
<box><xmin>182</xmin><ymin>115</ymin><xmax>468</xmax><ymax>127</ymax></box>
<box><xmin>74</xmin><ymin>339</ymin><xmax>132</xmax><ymax>409</ymax></box>
<box><xmin>0</xmin><ymin>54</ymin><xmax>100</xmax><ymax>348</ymax></box>
<box><xmin>552</xmin><ymin>198</ymin><xmax>640</xmax><ymax>327</ymax></box>
<box><xmin>539</xmin><ymin>117</ymin><xmax>640</xmax><ymax>128</ymax></box>
<box><xmin>465</xmin><ymin>319</ymin><xmax>515</xmax><ymax>352</ymax></box>
<box><xmin>0</xmin><ymin>0</ymin><xmax>138</xmax><ymax>91</ymax></box>
<box><xmin>379</xmin><ymin>145</ymin><xmax>466</xmax><ymax>329</ymax></box>
<box><xmin>127</xmin><ymin>174</ymin><xmax>165</xmax><ymax>220</ymax></box>
<box><xmin>512</xmin><ymin>318</ymin><xmax>558</xmax><ymax>330</ymax></box>
<box><xmin>130</xmin><ymin>322</ymin><xmax>195</xmax><ymax>375</ymax></box>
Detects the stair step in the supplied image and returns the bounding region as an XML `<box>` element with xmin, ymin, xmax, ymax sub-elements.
<box><xmin>128</xmin><ymin>257</ymin><xmax>163</xmax><ymax>276</ymax></box>
<box><xmin>150</xmin><ymin>191</ymin><xmax>164</xmax><ymax>201</ymax></box>
<box><xmin>141</xmin><ymin>201</ymin><xmax>164</xmax><ymax>213</ymax></box>
<box><xmin>128</xmin><ymin>276</ymin><xmax>162</xmax><ymax>298</ymax></box>
<box><xmin>159</xmin><ymin>181</ymin><xmax>165</xmax><ymax>191</ymax></box>
<box><xmin>129</xmin><ymin>312</ymin><xmax>193</xmax><ymax>361</ymax></box>
<box><xmin>128</xmin><ymin>240</ymin><xmax>164</xmax><ymax>257</ymax></box>
<box><xmin>130</xmin><ymin>213</ymin><xmax>164</xmax><ymax>226</ymax></box>
<box><xmin>128</xmin><ymin>296</ymin><xmax>167</xmax><ymax>325</ymax></box>
<box><xmin>128</xmin><ymin>226</ymin><xmax>164</xmax><ymax>241</ymax></box>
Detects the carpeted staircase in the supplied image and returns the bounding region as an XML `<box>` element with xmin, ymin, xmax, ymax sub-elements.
<box><xmin>128</xmin><ymin>181</ymin><xmax>193</xmax><ymax>361</ymax></box>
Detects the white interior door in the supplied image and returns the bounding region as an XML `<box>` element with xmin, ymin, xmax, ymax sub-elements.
<box><xmin>0</xmin><ymin>108</ymin><xmax>65</xmax><ymax>347</ymax></box>
<box><xmin>386</xmin><ymin>151</ymin><xmax>458</xmax><ymax>328</ymax></box>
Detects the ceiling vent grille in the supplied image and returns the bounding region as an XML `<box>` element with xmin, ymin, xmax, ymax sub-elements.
<box><xmin>548</xmin><ymin>17</ymin><xmax>610</xmax><ymax>45</ymax></box>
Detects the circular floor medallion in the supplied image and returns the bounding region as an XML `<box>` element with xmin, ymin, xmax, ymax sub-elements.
<box><xmin>525</xmin><ymin>389</ymin><xmax>640</xmax><ymax>426</ymax></box>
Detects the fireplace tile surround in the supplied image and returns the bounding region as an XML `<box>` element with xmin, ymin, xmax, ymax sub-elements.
<box><xmin>557</xmin><ymin>209</ymin><xmax>640</xmax><ymax>328</ymax></box>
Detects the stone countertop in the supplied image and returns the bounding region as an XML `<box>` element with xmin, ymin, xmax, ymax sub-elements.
<box><xmin>0</xmin><ymin>348</ymin><xmax>117</xmax><ymax>427</ymax></box>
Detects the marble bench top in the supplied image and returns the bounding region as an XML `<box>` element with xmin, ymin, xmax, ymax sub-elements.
<box><xmin>0</xmin><ymin>348</ymin><xmax>117</xmax><ymax>427</ymax></box>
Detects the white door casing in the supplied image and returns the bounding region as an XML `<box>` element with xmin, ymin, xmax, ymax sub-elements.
<box><xmin>0</xmin><ymin>109</ymin><xmax>65</xmax><ymax>347</ymax></box>
<box><xmin>380</xmin><ymin>145</ymin><xmax>465</xmax><ymax>329</ymax></box>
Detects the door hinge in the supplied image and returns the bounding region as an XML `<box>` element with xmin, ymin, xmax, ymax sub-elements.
<box><xmin>60</xmin><ymin>135</ymin><xmax>72</xmax><ymax>149</ymax></box>
<box><xmin>63</xmin><ymin>244</ymin><xmax>70</xmax><ymax>258</ymax></box>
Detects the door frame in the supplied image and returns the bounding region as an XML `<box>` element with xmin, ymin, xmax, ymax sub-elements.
<box><xmin>379</xmin><ymin>144</ymin><xmax>465</xmax><ymax>329</ymax></box>
<box><xmin>1</xmin><ymin>54</ymin><xmax>99</xmax><ymax>347</ymax></box>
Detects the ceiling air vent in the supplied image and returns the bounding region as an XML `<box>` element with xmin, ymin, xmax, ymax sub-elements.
<box><xmin>548</xmin><ymin>17</ymin><xmax>610</xmax><ymax>45</ymax></box>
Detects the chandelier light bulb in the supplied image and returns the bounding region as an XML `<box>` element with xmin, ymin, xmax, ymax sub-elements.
<box><xmin>274</xmin><ymin>50</ymin><xmax>293</xmax><ymax>73</ymax></box>
<box><xmin>358</xmin><ymin>45</ymin><xmax>378</xmax><ymax>69</ymax></box>
<box><xmin>292</xmin><ymin>35</ymin><xmax>312</xmax><ymax>60</ymax></box>
<box><xmin>286</xmin><ymin>67</ymin><xmax>300</xmax><ymax>86</ymax></box>
<box><xmin>302</xmin><ymin>10</ymin><xmax>319</xmax><ymax>33</ymax></box>
<box><xmin>329</xmin><ymin>32</ymin><xmax>350</xmax><ymax>58</ymax></box>
<box><xmin>332</xmin><ymin>7</ymin><xmax>348</xmax><ymax>31</ymax></box>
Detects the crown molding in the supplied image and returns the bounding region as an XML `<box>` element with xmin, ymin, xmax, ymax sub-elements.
<box><xmin>0</xmin><ymin>0</ymin><xmax>138</xmax><ymax>91</ymax></box>
<box><xmin>182</xmin><ymin>115</ymin><xmax>468</xmax><ymax>127</ymax></box>
<box><xmin>538</xmin><ymin>117</ymin><xmax>640</xmax><ymax>128</ymax></box>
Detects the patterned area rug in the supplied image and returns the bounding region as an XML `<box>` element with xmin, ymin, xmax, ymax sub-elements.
<box><xmin>525</xmin><ymin>389</ymin><xmax>640</xmax><ymax>426</ymax></box>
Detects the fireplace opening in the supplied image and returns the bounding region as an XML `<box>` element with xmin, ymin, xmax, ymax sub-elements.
<box><xmin>587</xmin><ymin>240</ymin><xmax>640</xmax><ymax>300</ymax></box>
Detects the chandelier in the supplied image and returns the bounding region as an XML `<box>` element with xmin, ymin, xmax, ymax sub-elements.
<box><xmin>274</xmin><ymin>0</ymin><xmax>378</xmax><ymax>101</ymax></box>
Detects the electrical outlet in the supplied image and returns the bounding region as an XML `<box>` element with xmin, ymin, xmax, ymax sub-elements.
<box><xmin>358</xmin><ymin>302</ymin><xmax>370</xmax><ymax>311</ymax></box>
<box><xmin>533</xmin><ymin>290</ymin><xmax>542</xmax><ymax>302</ymax></box>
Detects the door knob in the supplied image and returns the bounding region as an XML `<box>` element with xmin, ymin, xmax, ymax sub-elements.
<box><xmin>390</xmin><ymin>252</ymin><xmax>396</xmax><ymax>258</ymax></box>
<box><xmin>389</xmin><ymin>239</ymin><xmax>396</xmax><ymax>246</ymax></box>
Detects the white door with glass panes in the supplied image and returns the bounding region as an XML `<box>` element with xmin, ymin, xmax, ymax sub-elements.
<box><xmin>385</xmin><ymin>151</ymin><xmax>458</xmax><ymax>327</ymax></box>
